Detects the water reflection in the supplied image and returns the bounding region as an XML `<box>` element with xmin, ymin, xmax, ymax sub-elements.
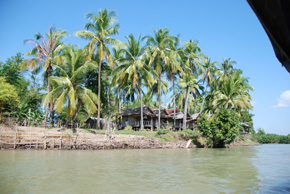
<box><xmin>0</xmin><ymin>145</ymin><xmax>289</xmax><ymax>194</ymax></box>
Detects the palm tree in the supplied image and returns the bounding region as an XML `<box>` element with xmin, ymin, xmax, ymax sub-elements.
<box><xmin>165</xmin><ymin>35</ymin><xmax>184</xmax><ymax>129</ymax></box>
<box><xmin>181</xmin><ymin>40</ymin><xmax>203</xmax><ymax>76</ymax></box>
<box><xmin>112</xmin><ymin>34</ymin><xmax>154</xmax><ymax>130</ymax></box>
<box><xmin>43</xmin><ymin>45</ymin><xmax>98</xmax><ymax>131</ymax></box>
<box><xmin>217</xmin><ymin>58</ymin><xmax>236</xmax><ymax>81</ymax></box>
<box><xmin>143</xmin><ymin>28</ymin><xmax>175</xmax><ymax>128</ymax></box>
<box><xmin>199</xmin><ymin>57</ymin><xmax>218</xmax><ymax>113</ymax></box>
<box><xmin>178</xmin><ymin>74</ymin><xmax>203</xmax><ymax>129</ymax></box>
<box><xmin>75</xmin><ymin>9</ymin><xmax>121</xmax><ymax>129</ymax></box>
<box><xmin>212</xmin><ymin>72</ymin><xmax>253</xmax><ymax>113</ymax></box>
<box><xmin>22</xmin><ymin>26</ymin><xmax>68</xmax><ymax>125</ymax></box>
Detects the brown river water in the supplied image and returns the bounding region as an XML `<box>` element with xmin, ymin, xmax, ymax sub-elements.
<box><xmin>0</xmin><ymin>144</ymin><xmax>290</xmax><ymax>194</ymax></box>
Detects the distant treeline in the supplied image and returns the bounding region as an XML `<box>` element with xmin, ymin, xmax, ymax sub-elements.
<box><xmin>253</xmin><ymin>129</ymin><xmax>290</xmax><ymax>144</ymax></box>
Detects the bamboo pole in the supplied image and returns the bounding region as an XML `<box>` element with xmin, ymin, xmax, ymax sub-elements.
<box><xmin>14</xmin><ymin>124</ymin><xmax>17</xmax><ymax>149</ymax></box>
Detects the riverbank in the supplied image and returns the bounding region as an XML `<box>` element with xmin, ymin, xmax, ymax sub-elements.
<box><xmin>0</xmin><ymin>126</ymin><xmax>257</xmax><ymax>150</ymax></box>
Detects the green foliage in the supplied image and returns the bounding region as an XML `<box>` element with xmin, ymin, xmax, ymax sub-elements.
<box><xmin>178</xmin><ymin>129</ymin><xmax>200</xmax><ymax>140</ymax></box>
<box><xmin>0</xmin><ymin>77</ymin><xmax>20</xmax><ymax>118</ymax></box>
<box><xmin>124</xmin><ymin>125</ymin><xmax>133</xmax><ymax>131</ymax></box>
<box><xmin>197</xmin><ymin>109</ymin><xmax>241</xmax><ymax>148</ymax></box>
<box><xmin>156</xmin><ymin>128</ymin><xmax>170</xmax><ymax>136</ymax></box>
<box><xmin>254</xmin><ymin>129</ymin><xmax>290</xmax><ymax>144</ymax></box>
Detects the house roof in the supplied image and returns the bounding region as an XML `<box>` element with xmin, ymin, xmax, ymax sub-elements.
<box><xmin>85</xmin><ymin>117</ymin><xmax>106</xmax><ymax>123</ymax></box>
<box><xmin>190</xmin><ymin>113</ymin><xmax>201</xmax><ymax>120</ymax></box>
<box><xmin>170</xmin><ymin>112</ymin><xmax>191</xmax><ymax>120</ymax></box>
<box><xmin>122</xmin><ymin>106</ymin><xmax>154</xmax><ymax>116</ymax></box>
<box><xmin>165</xmin><ymin>108</ymin><xmax>179</xmax><ymax>114</ymax></box>
<box><xmin>241</xmin><ymin>122</ymin><xmax>251</xmax><ymax>128</ymax></box>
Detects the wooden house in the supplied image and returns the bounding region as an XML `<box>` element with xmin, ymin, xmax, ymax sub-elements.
<box><xmin>121</xmin><ymin>107</ymin><xmax>155</xmax><ymax>130</ymax></box>
<box><xmin>240</xmin><ymin>122</ymin><xmax>251</xmax><ymax>135</ymax></box>
<box><xmin>120</xmin><ymin>107</ymin><xmax>173</xmax><ymax>130</ymax></box>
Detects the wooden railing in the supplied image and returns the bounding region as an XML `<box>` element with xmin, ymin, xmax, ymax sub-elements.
<box><xmin>135</xmin><ymin>121</ymin><xmax>152</xmax><ymax>126</ymax></box>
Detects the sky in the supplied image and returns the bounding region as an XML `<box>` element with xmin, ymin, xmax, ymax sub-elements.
<box><xmin>0</xmin><ymin>0</ymin><xmax>289</xmax><ymax>135</ymax></box>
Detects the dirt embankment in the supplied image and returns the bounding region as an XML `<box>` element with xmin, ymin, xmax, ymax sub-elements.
<box><xmin>0</xmin><ymin>126</ymin><xmax>194</xmax><ymax>150</ymax></box>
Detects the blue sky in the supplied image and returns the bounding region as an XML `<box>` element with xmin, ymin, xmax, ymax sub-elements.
<box><xmin>1</xmin><ymin>0</ymin><xmax>290</xmax><ymax>135</ymax></box>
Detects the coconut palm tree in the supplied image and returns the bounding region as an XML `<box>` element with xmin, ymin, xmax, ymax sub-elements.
<box><xmin>43</xmin><ymin>45</ymin><xmax>98</xmax><ymax>131</ymax></box>
<box><xmin>165</xmin><ymin>35</ymin><xmax>184</xmax><ymax>129</ymax></box>
<box><xmin>217</xmin><ymin>58</ymin><xmax>236</xmax><ymax>81</ymax></box>
<box><xmin>178</xmin><ymin>74</ymin><xmax>203</xmax><ymax>129</ymax></box>
<box><xmin>75</xmin><ymin>9</ymin><xmax>121</xmax><ymax>129</ymax></box>
<box><xmin>143</xmin><ymin>28</ymin><xmax>175</xmax><ymax>128</ymax></box>
<box><xmin>181</xmin><ymin>40</ymin><xmax>204</xmax><ymax>76</ymax></box>
<box><xmin>212</xmin><ymin>72</ymin><xmax>253</xmax><ymax>113</ymax></box>
<box><xmin>22</xmin><ymin>26</ymin><xmax>68</xmax><ymax>125</ymax></box>
<box><xmin>112</xmin><ymin>34</ymin><xmax>155</xmax><ymax>130</ymax></box>
<box><xmin>199</xmin><ymin>57</ymin><xmax>219</xmax><ymax>113</ymax></box>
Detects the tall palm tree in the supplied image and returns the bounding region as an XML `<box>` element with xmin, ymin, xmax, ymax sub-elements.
<box><xmin>43</xmin><ymin>45</ymin><xmax>98</xmax><ymax>131</ymax></box>
<box><xmin>217</xmin><ymin>58</ymin><xmax>236</xmax><ymax>81</ymax></box>
<box><xmin>199</xmin><ymin>57</ymin><xmax>218</xmax><ymax>113</ymax></box>
<box><xmin>75</xmin><ymin>9</ymin><xmax>121</xmax><ymax>129</ymax></box>
<box><xmin>143</xmin><ymin>28</ymin><xmax>175</xmax><ymax>128</ymax></box>
<box><xmin>22</xmin><ymin>26</ymin><xmax>68</xmax><ymax>125</ymax></box>
<box><xmin>212</xmin><ymin>72</ymin><xmax>253</xmax><ymax>113</ymax></box>
<box><xmin>182</xmin><ymin>40</ymin><xmax>203</xmax><ymax>76</ymax></box>
<box><xmin>112</xmin><ymin>34</ymin><xmax>154</xmax><ymax>130</ymax></box>
<box><xmin>165</xmin><ymin>35</ymin><xmax>184</xmax><ymax>129</ymax></box>
<box><xmin>178</xmin><ymin>74</ymin><xmax>203</xmax><ymax>129</ymax></box>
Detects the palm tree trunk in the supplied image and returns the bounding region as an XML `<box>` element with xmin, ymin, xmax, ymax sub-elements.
<box><xmin>72</xmin><ymin>102</ymin><xmax>81</xmax><ymax>133</ymax></box>
<box><xmin>97</xmin><ymin>58</ymin><xmax>102</xmax><ymax>129</ymax></box>
<box><xmin>158</xmin><ymin>74</ymin><xmax>161</xmax><ymax>129</ymax></box>
<box><xmin>44</xmin><ymin>65</ymin><xmax>52</xmax><ymax>127</ymax></box>
<box><xmin>118</xmin><ymin>89</ymin><xmax>121</xmax><ymax>114</ymax></box>
<box><xmin>173</xmin><ymin>78</ymin><xmax>176</xmax><ymax>130</ymax></box>
<box><xmin>138</xmin><ymin>86</ymin><xmax>144</xmax><ymax>131</ymax></box>
<box><xmin>183</xmin><ymin>87</ymin><xmax>189</xmax><ymax>129</ymax></box>
<box><xmin>200</xmin><ymin>84</ymin><xmax>208</xmax><ymax>113</ymax></box>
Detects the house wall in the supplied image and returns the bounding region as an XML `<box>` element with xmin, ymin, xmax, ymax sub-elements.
<box><xmin>121</xmin><ymin>116</ymin><xmax>137</xmax><ymax>128</ymax></box>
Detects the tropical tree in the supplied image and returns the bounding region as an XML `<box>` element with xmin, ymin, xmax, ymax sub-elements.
<box><xmin>178</xmin><ymin>74</ymin><xmax>203</xmax><ymax>129</ymax></box>
<box><xmin>199</xmin><ymin>57</ymin><xmax>218</xmax><ymax>113</ymax></box>
<box><xmin>181</xmin><ymin>40</ymin><xmax>203</xmax><ymax>76</ymax></box>
<box><xmin>212</xmin><ymin>71</ymin><xmax>253</xmax><ymax>113</ymax></box>
<box><xmin>0</xmin><ymin>77</ymin><xmax>20</xmax><ymax>120</ymax></box>
<box><xmin>43</xmin><ymin>46</ymin><xmax>98</xmax><ymax>131</ymax></box>
<box><xmin>22</xmin><ymin>26</ymin><xmax>68</xmax><ymax>125</ymax></box>
<box><xmin>165</xmin><ymin>35</ymin><xmax>184</xmax><ymax>129</ymax></box>
<box><xmin>75</xmin><ymin>9</ymin><xmax>121</xmax><ymax>129</ymax></box>
<box><xmin>144</xmin><ymin>28</ymin><xmax>175</xmax><ymax>128</ymax></box>
<box><xmin>112</xmin><ymin>34</ymin><xmax>154</xmax><ymax>130</ymax></box>
<box><xmin>217</xmin><ymin>58</ymin><xmax>236</xmax><ymax>81</ymax></box>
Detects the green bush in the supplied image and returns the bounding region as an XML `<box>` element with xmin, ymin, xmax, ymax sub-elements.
<box><xmin>197</xmin><ymin>109</ymin><xmax>241</xmax><ymax>148</ymax></box>
<box><xmin>156</xmin><ymin>128</ymin><xmax>170</xmax><ymax>136</ymax></box>
<box><xmin>178</xmin><ymin>129</ymin><xmax>200</xmax><ymax>140</ymax></box>
<box><xmin>124</xmin><ymin>125</ymin><xmax>133</xmax><ymax>131</ymax></box>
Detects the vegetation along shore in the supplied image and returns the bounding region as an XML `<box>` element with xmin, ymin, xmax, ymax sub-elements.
<box><xmin>1</xmin><ymin>9</ymin><xmax>289</xmax><ymax>149</ymax></box>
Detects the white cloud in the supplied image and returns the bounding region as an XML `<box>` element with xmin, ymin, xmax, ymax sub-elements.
<box><xmin>273</xmin><ymin>90</ymin><xmax>290</xmax><ymax>108</ymax></box>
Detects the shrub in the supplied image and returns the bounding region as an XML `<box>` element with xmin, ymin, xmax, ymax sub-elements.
<box><xmin>197</xmin><ymin>109</ymin><xmax>241</xmax><ymax>148</ymax></box>
<box><xmin>178</xmin><ymin>129</ymin><xmax>200</xmax><ymax>140</ymax></box>
<box><xmin>124</xmin><ymin>125</ymin><xmax>133</xmax><ymax>131</ymax></box>
<box><xmin>156</xmin><ymin>128</ymin><xmax>170</xmax><ymax>136</ymax></box>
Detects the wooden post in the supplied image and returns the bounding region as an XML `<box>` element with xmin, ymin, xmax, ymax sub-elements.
<box><xmin>60</xmin><ymin>131</ymin><xmax>62</xmax><ymax>150</ymax></box>
<box><xmin>30</xmin><ymin>126</ymin><xmax>32</xmax><ymax>149</ymax></box>
<box><xmin>151</xmin><ymin>117</ymin><xmax>153</xmax><ymax>131</ymax></box>
<box><xmin>14</xmin><ymin>124</ymin><xmax>17</xmax><ymax>149</ymax></box>
<box><xmin>44</xmin><ymin>128</ymin><xmax>47</xmax><ymax>150</ymax></box>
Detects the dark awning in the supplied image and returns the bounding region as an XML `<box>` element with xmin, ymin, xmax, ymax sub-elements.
<box><xmin>247</xmin><ymin>0</ymin><xmax>290</xmax><ymax>73</ymax></box>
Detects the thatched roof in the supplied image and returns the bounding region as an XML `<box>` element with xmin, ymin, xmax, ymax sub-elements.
<box><xmin>122</xmin><ymin>107</ymin><xmax>154</xmax><ymax>116</ymax></box>
<box><xmin>170</xmin><ymin>112</ymin><xmax>191</xmax><ymax>120</ymax></box>
<box><xmin>190</xmin><ymin>113</ymin><xmax>200</xmax><ymax>121</ymax></box>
